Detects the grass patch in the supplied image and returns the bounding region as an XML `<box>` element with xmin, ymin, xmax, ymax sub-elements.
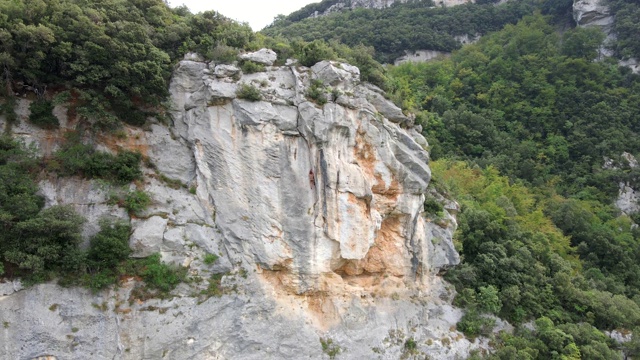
<box><xmin>320</xmin><ymin>337</ymin><xmax>342</xmax><ymax>359</ymax></box>
<box><xmin>158</xmin><ymin>173</ymin><xmax>187</xmax><ymax>189</ymax></box>
<box><xmin>201</xmin><ymin>273</ymin><xmax>225</xmax><ymax>298</ymax></box>
<box><xmin>203</xmin><ymin>253</ymin><xmax>219</xmax><ymax>265</ymax></box>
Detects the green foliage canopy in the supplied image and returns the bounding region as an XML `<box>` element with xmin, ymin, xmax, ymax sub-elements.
<box><xmin>263</xmin><ymin>0</ymin><xmax>537</xmax><ymax>63</ymax></box>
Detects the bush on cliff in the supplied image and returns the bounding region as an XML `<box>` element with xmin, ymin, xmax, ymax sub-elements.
<box><xmin>51</xmin><ymin>134</ymin><xmax>142</xmax><ymax>183</ymax></box>
<box><xmin>0</xmin><ymin>137</ymin><xmax>86</xmax><ymax>282</ymax></box>
<box><xmin>28</xmin><ymin>100</ymin><xmax>59</xmax><ymax>129</ymax></box>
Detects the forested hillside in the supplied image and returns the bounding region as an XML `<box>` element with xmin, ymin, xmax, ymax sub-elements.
<box><xmin>611</xmin><ymin>0</ymin><xmax>640</xmax><ymax>59</ymax></box>
<box><xmin>0</xmin><ymin>0</ymin><xmax>261</xmax><ymax>128</ymax></box>
<box><xmin>264</xmin><ymin>0</ymin><xmax>540</xmax><ymax>63</ymax></box>
<box><xmin>389</xmin><ymin>12</ymin><xmax>640</xmax><ymax>360</ymax></box>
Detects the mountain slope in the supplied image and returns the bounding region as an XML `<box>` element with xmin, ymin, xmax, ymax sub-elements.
<box><xmin>264</xmin><ymin>0</ymin><xmax>543</xmax><ymax>63</ymax></box>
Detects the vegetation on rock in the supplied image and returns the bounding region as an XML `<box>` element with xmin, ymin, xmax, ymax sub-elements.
<box><xmin>49</xmin><ymin>133</ymin><xmax>143</xmax><ymax>183</ymax></box>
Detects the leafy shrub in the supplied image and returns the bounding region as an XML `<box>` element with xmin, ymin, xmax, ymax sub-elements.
<box><xmin>476</xmin><ymin>285</ymin><xmax>502</xmax><ymax>314</ymax></box>
<box><xmin>138</xmin><ymin>254</ymin><xmax>186</xmax><ymax>293</ymax></box>
<box><xmin>404</xmin><ymin>338</ymin><xmax>417</xmax><ymax>351</ymax></box>
<box><xmin>52</xmin><ymin>135</ymin><xmax>142</xmax><ymax>183</ymax></box>
<box><xmin>424</xmin><ymin>197</ymin><xmax>444</xmax><ymax>215</ymax></box>
<box><xmin>236</xmin><ymin>83</ymin><xmax>262</xmax><ymax>101</ymax></box>
<box><xmin>207</xmin><ymin>43</ymin><xmax>239</xmax><ymax>63</ymax></box>
<box><xmin>307</xmin><ymin>80</ymin><xmax>328</xmax><ymax>105</ymax></box>
<box><xmin>123</xmin><ymin>190</ymin><xmax>151</xmax><ymax>216</ymax></box>
<box><xmin>87</xmin><ymin>219</ymin><xmax>132</xmax><ymax>269</ymax></box>
<box><xmin>111</xmin><ymin>152</ymin><xmax>143</xmax><ymax>183</ymax></box>
<box><xmin>113</xmin><ymin>104</ymin><xmax>147</xmax><ymax>127</ymax></box>
<box><xmin>28</xmin><ymin>100</ymin><xmax>59</xmax><ymax>129</ymax></box>
<box><xmin>240</xmin><ymin>60</ymin><xmax>265</xmax><ymax>74</ymax></box>
<box><xmin>457</xmin><ymin>309</ymin><xmax>496</xmax><ymax>339</ymax></box>
<box><xmin>299</xmin><ymin>40</ymin><xmax>336</xmax><ymax>67</ymax></box>
<box><xmin>1</xmin><ymin>96</ymin><xmax>18</xmax><ymax>124</ymax></box>
<box><xmin>84</xmin><ymin>269</ymin><xmax>119</xmax><ymax>292</ymax></box>
<box><xmin>3</xmin><ymin>205</ymin><xmax>85</xmax><ymax>282</ymax></box>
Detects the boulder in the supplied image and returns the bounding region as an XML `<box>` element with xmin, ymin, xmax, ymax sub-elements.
<box><xmin>311</xmin><ymin>60</ymin><xmax>360</xmax><ymax>86</ymax></box>
<box><xmin>213</xmin><ymin>64</ymin><xmax>241</xmax><ymax>78</ymax></box>
<box><xmin>239</xmin><ymin>48</ymin><xmax>277</xmax><ymax>66</ymax></box>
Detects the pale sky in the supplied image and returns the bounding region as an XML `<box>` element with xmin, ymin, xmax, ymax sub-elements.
<box><xmin>168</xmin><ymin>0</ymin><xmax>319</xmax><ymax>31</ymax></box>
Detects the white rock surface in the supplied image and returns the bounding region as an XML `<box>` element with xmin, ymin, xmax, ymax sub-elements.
<box><xmin>574</xmin><ymin>0</ymin><xmax>614</xmax><ymax>28</ymax></box>
<box><xmin>213</xmin><ymin>64</ymin><xmax>241</xmax><ymax>78</ymax></box>
<box><xmin>620</xmin><ymin>58</ymin><xmax>640</xmax><ymax>74</ymax></box>
<box><xmin>239</xmin><ymin>48</ymin><xmax>278</xmax><ymax>66</ymax></box>
<box><xmin>0</xmin><ymin>57</ymin><xmax>474</xmax><ymax>360</ymax></box>
<box><xmin>311</xmin><ymin>60</ymin><xmax>360</xmax><ymax>87</ymax></box>
<box><xmin>603</xmin><ymin>153</ymin><xmax>640</xmax><ymax>215</ymax></box>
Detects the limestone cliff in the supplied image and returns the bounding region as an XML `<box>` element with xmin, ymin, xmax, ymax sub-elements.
<box><xmin>0</xmin><ymin>52</ymin><xmax>481</xmax><ymax>359</ymax></box>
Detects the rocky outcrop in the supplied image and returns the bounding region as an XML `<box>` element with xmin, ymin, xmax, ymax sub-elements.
<box><xmin>0</xmin><ymin>55</ymin><xmax>474</xmax><ymax>359</ymax></box>
<box><xmin>573</xmin><ymin>0</ymin><xmax>639</xmax><ymax>70</ymax></box>
<box><xmin>239</xmin><ymin>48</ymin><xmax>278</xmax><ymax>66</ymax></box>
<box><xmin>573</xmin><ymin>0</ymin><xmax>615</xmax><ymax>57</ymax></box>
<box><xmin>573</xmin><ymin>0</ymin><xmax>614</xmax><ymax>28</ymax></box>
<box><xmin>604</xmin><ymin>152</ymin><xmax>640</xmax><ymax>215</ymax></box>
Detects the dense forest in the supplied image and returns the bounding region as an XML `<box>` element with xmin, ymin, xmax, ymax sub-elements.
<box><xmin>387</xmin><ymin>10</ymin><xmax>640</xmax><ymax>360</ymax></box>
<box><xmin>264</xmin><ymin>0</ymin><xmax>540</xmax><ymax>63</ymax></box>
<box><xmin>2</xmin><ymin>0</ymin><xmax>640</xmax><ymax>357</ymax></box>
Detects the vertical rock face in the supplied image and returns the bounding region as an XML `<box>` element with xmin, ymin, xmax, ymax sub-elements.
<box><xmin>573</xmin><ymin>0</ymin><xmax>614</xmax><ymax>29</ymax></box>
<box><xmin>170</xmin><ymin>58</ymin><xmax>459</xmax><ymax>295</ymax></box>
<box><xmin>605</xmin><ymin>152</ymin><xmax>640</xmax><ymax>215</ymax></box>
<box><xmin>0</xmin><ymin>57</ymin><xmax>470</xmax><ymax>359</ymax></box>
